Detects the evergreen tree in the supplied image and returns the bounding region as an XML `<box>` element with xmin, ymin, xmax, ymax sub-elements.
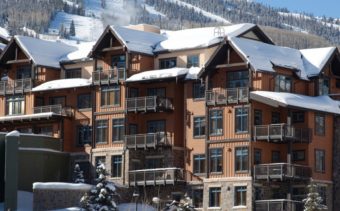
<box><xmin>69</xmin><ymin>20</ymin><xmax>76</xmax><ymax>37</ymax></box>
<box><xmin>73</xmin><ymin>163</ymin><xmax>85</xmax><ymax>183</ymax></box>
<box><xmin>303</xmin><ymin>183</ymin><xmax>327</xmax><ymax>211</ymax></box>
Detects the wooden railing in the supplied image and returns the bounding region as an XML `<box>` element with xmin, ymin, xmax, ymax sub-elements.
<box><xmin>0</xmin><ymin>78</ymin><xmax>32</xmax><ymax>95</ymax></box>
<box><xmin>33</xmin><ymin>104</ymin><xmax>73</xmax><ymax>117</ymax></box>
<box><xmin>125</xmin><ymin>132</ymin><xmax>173</xmax><ymax>149</ymax></box>
<box><xmin>254</xmin><ymin>124</ymin><xmax>311</xmax><ymax>143</ymax></box>
<box><xmin>92</xmin><ymin>68</ymin><xmax>126</xmax><ymax>84</ymax></box>
<box><xmin>255</xmin><ymin>199</ymin><xmax>303</xmax><ymax>211</ymax></box>
<box><xmin>206</xmin><ymin>87</ymin><xmax>248</xmax><ymax>105</ymax></box>
<box><xmin>254</xmin><ymin>163</ymin><xmax>311</xmax><ymax>181</ymax></box>
<box><xmin>129</xmin><ymin>168</ymin><xmax>184</xmax><ymax>186</ymax></box>
<box><xmin>125</xmin><ymin>96</ymin><xmax>174</xmax><ymax>112</ymax></box>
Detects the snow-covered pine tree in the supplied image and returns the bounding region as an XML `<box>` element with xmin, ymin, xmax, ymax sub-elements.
<box><xmin>69</xmin><ymin>20</ymin><xmax>76</xmax><ymax>36</ymax></box>
<box><xmin>302</xmin><ymin>183</ymin><xmax>327</xmax><ymax>211</ymax></box>
<box><xmin>80</xmin><ymin>162</ymin><xmax>118</xmax><ymax>211</ymax></box>
<box><xmin>73</xmin><ymin>163</ymin><xmax>85</xmax><ymax>183</ymax></box>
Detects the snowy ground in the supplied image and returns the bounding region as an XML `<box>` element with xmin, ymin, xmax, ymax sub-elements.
<box><xmin>52</xmin><ymin>203</ymin><xmax>156</xmax><ymax>211</ymax></box>
<box><xmin>0</xmin><ymin>191</ymin><xmax>33</xmax><ymax>211</ymax></box>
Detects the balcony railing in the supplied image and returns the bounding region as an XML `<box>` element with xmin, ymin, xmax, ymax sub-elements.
<box><xmin>33</xmin><ymin>104</ymin><xmax>73</xmax><ymax>117</ymax></box>
<box><xmin>254</xmin><ymin>163</ymin><xmax>311</xmax><ymax>181</ymax></box>
<box><xmin>129</xmin><ymin>168</ymin><xmax>184</xmax><ymax>186</ymax></box>
<box><xmin>125</xmin><ymin>96</ymin><xmax>174</xmax><ymax>112</ymax></box>
<box><xmin>92</xmin><ymin>68</ymin><xmax>126</xmax><ymax>84</ymax></box>
<box><xmin>206</xmin><ymin>87</ymin><xmax>248</xmax><ymax>105</ymax></box>
<box><xmin>0</xmin><ymin>78</ymin><xmax>32</xmax><ymax>95</ymax></box>
<box><xmin>254</xmin><ymin>124</ymin><xmax>311</xmax><ymax>143</ymax></box>
<box><xmin>255</xmin><ymin>199</ymin><xmax>303</xmax><ymax>211</ymax></box>
<box><xmin>125</xmin><ymin>132</ymin><xmax>173</xmax><ymax>149</ymax></box>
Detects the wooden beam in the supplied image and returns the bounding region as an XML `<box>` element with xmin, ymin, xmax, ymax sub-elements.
<box><xmin>214</xmin><ymin>62</ymin><xmax>248</xmax><ymax>69</ymax></box>
<box><xmin>102</xmin><ymin>46</ymin><xmax>124</xmax><ymax>52</ymax></box>
<box><xmin>6</xmin><ymin>59</ymin><xmax>31</xmax><ymax>64</ymax></box>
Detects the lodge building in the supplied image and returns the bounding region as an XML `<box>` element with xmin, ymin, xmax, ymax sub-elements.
<box><xmin>0</xmin><ymin>23</ymin><xmax>339</xmax><ymax>210</ymax></box>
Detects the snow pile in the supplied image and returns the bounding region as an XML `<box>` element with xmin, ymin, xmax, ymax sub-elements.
<box><xmin>185</xmin><ymin>67</ymin><xmax>202</xmax><ymax>80</ymax></box>
<box><xmin>0</xmin><ymin>191</ymin><xmax>33</xmax><ymax>211</ymax></box>
<box><xmin>32</xmin><ymin>78</ymin><xmax>92</xmax><ymax>92</ymax></box>
<box><xmin>126</xmin><ymin>67</ymin><xmax>189</xmax><ymax>82</ymax></box>
<box><xmin>61</xmin><ymin>41</ymin><xmax>95</xmax><ymax>61</ymax></box>
<box><xmin>0</xmin><ymin>26</ymin><xmax>10</xmax><ymax>39</ymax></box>
<box><xmin>33</xmin><ymin>182</ymin><xmax>92</xmax><ymax>191</ymax></box>
<box><xmin>51</xmin><ymin>203</ymin><xmax>156</xmax><ymax>211</ymax></box>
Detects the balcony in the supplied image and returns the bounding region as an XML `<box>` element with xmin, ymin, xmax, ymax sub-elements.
<box><xmin>254</xmin><ymin>163</ymin><xmax>311</xmax><ymax>181</ymax></box>
<box><xmin>128</xmin><ymin>168</ymin><xmax>184</xmax><ymax>186</ymax></box>
<box><xmin>206</xmin><ymin>87</ymin><xmax>248</xmax><ymax>105</ymax></box>
<box><xmin>254</xmin><ymin>124</ymin><xmax>311</xmax><ymax>143</ymax></box>
<box><xmin>0</xmin><ymin>78</ymin><xmax>32</xmax><ymax>95</ymax></box>
<box><xmin>255</xmin><ymin>199</ymin><xmax>303</xmax><ymax>211</ymax></box>
<box><xmin>92</xmin><ymin>68</ymin><xmax>126</xmax><ymax>84</ymax></box>
<box><xmin>125</xmin><ymin>132</ymin><xmax>173</xmax><ymax>149</ymax></box>
<box><xmin>33</xmin><ymin>104</ymin><xmax>73</xmax><ymax>117</ymax></box>
<box><xmin>125</xmin><ymin>96</ymin><xmax>174</xmax><ymax>112</ymax></box>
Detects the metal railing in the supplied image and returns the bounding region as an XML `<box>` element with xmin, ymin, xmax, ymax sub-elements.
<box><xmin>0</xmin><ymin>78</ymin><xmax>32</xmax><ymax>95</ymax></box>
<box><xmin>206</xmin><ymin>87</ymin><xmax>248</xmax><ymax>105</ymax></box>
<box><xmin>254</xmin><ymin>163</ymin><xmax>311</xmax><ymax>181</ymax></box>
<box><xmin>33</xmin><ymin>104</ymin><xmax>73</xmax><ymax>117</ymax></box>
<box><xmin>255</xmin><ymin>199</ymin><xmax>303</xmax><ymax>211</ymax></box>
<box><xmin>128</xmin><ymin>168</ymin><xmax>184</xmax><ymax>186</ymax></box>
<box><xmin>125</xmin><ymin>96</ymin><xmax>174</xmax><ymax>112</ymax></box>
<box><xmin>125</xmin><ymin>132</ymin><xmax>173</xmax><ymax>149</ymax></box>
<box><xmin>254</xmin><ymin>124</ymin><xmax>311</xmax><ymax>143</ymax></box>
<box><xmin>92</xmin><ymin>68</ymin><xmax>126</xmax><ymax>84</ymax></box>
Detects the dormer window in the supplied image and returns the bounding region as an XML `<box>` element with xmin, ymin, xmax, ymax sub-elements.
<box><xmin>318</xmin><ymin>77</ymin><xmax>329</xmax><ymax>96</ymax></box>
<box><xmin>275</xmin><ymin>75</ymin><xmax>292</xmax><ymax>92</ymax></box>
<box><xmin>65</xmin><ymin>68</ymin><xmax>81</xmax><ymax>78</ymax></box>
<box><xmin>187</xmin><ymin>55</ymin><xmax>199</xmax><ymax>68</ymax></box>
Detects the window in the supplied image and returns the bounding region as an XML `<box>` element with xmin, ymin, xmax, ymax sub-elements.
<box><xmin>234</xmin><ymin>186</ymin><xmax>247</xmax><ymax>206</ymax></box>
<box><xmin>209</xmin><ymin>110</ymin><xmax>223</xmax><ymax>135</ymax></box>
<box><xmin>292</xmin><ymin>112</ymin><xmax>305</xmax><ymax>123</ymax></box>
<box><xmin>35</xmin><ymin>97</ymin><xmax>44</xmax><ymax>107</ymax></box>
<box><xmin>147</xmin><ymin>120</ymin><xmax>165</xmax><ymax>133</ymax></box>
<box><xmin>193</xmin><ymin>117</ymin><xmax>205</xmax><ymax>137</ymax></box>
<box><xmin>187</xmin><ymin>55</ymin><xmax>199</xmax><ymax>67</ymax></box>
<box><xmin>159</xmin><ymin>57</ymin><xmax>177</xmax><ymax>69</ymax></box>
<box><xmin>193</xmin><ymin>82</ymin><xmax>205</xmax><ymax>99</ymax></box>
<box><xmin>146</xmin><ymin>157</ymin><xmax>163</xmax><ymax>169</ymax></box>
<box><xmin>16</xmin><ymin>65</ymin><xmax>31</xmax><ymax>79</ymax></box>
<box><xmin>38</xmin><ymin>126</ymin><xmax>53</xmax><ymax>136</ymax></box>
<box><xmin>111</xmin><ymin>155</ymin><xmax>122</xmax><ymax>177</ymax></box>
<box><xmin>315</xmin><ymin>149</ymin><xmax>325</xmax><ymax>173</ymax></box>
<box><xmin>209</xmin><ymin>187</ymin><xmax>221</xmax><ymax>207</ymax></box>
<box><xmin>210</xmin><ymin>148</ymin><xmax>222</xmax><ymax>173</ymax></box>
<box><xmin>77</xmin><ymin>93</ymin><xmax>92</xmax><ymax>109</ymax></box>
<box><xmin>271</xmin><ymin>112</ymin><xmax>281</xmax><ymax>124</ymax></box>
<box><xmin>272</xmin><ymin>151</ymin><xmax>280</xmax><ymax>163</ymax></box>
<box><xmin>95</xmin><ymin>120</ymin><xmax>108</xmax><ymax>143</ymax></box>
<box><xmin>147</xmin><ymin>87</ymin><xmax>165</xmax><ymax>97</ymax></box>
<box><xmin>235</xmin><ymin>147</ymin><xmax>248</xmax><ymax>172</ymax></box>
<box><xmin>65</xmin><ymin>68</ymin><xmax>81</xmax><ymax>78</ymax></box>
<box><xmin>49</xmin><ymin>96</ymin><xmax>66</xmax><ymax>106</ymax></box>
<box><xmin>193</xmin><ymin>154</ymin><xmax>205</xmax><ymax>174</ymax></box>
<box><xmin>293</xmin><ymin>150</ymin><xmax>305</xmax><ymax>161</ymax></box>
<box><xmin>226</xmin><ymin>71</ymin><xmax>249</xmax><ymax>88</ymax></box>
<box><xmin>254</xmin><ymin>110</ymin><xmax>262</xmax><ymax>125</ymax></box>
<box><xmin>112</xmin><ymin>55</ymin><xmax>126</xmax><ymax>68</ymax></box>
<box><xmin>275</xmin><ymin>75</ymin><xmax>292</xmax><ymax>92</ymax></box>
<box><xmin>235</xmin><ymin>107</ymin><xmax>248</xmax><ymax>133</ymax></box>
<box><xmin>6</xmin><ymin>95</ymin><xmax>25</xmax><ymax>115</ymax></box>
<box><xmin>318</xmin><ymin>77</ymin><xmax>330</xmax><ymax>96</ymax></box>
<box><xmin>129</xmin><ymin>88</ymin><xmax>139</xmax><ymax>98</ymax></box>
<box><xmin>112</xmin><ymin>119</ymin><xmax>124</xmax><ymax>142</ymax></box>
<box><xmin>315</xmin><ymin>113</ymin><xmax>325</xmax><ymax>136</ymax></box>
<box><xmin>192</xmin><ymin>189</ymin><xmax>203</xmax><ymax>208</ymax></box>
<box><xmin>254</xmin><ymin>149</ymin><xmax>261</xmax><ymax>165</ymax></box>
<box><xmin>101</xmin><ymin>85</ymin><xmax>120</xmax><ymax>106</ymax></box>
<box><xmin>77</xmin><ymin>125</ymin><xmax>92</xmax><ymax>146</ymax></box>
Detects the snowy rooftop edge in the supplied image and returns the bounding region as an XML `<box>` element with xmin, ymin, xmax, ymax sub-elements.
<box><xmin>33</xmin><ymin>182</ymin><xmax>92</xmax><ymax>190</ymax></box>
<box><xmin>32</xmin><ymin>78</ymin><xmax>92</xmax><ymax>92</ymax></box>
<box><xmin>0</xmin><ymin>112</ymin><xmax>55</xmax><ymax>122</ymax></box>
<box><xmin>126</xmin><ymin>67</ymin><xmax>193</xmax><ymax>82</ymax></box>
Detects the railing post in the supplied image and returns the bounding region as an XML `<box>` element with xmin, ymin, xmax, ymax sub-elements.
<box><xmin>267</xmin><ymin>125</ymin><xmax>270</xmax><ymax>140</ymax></box>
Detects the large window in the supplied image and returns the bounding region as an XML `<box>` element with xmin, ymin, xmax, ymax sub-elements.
<box><xmin>187</xmin><ymin>55</ymin><xmax>199</xmax><ymax>67</ymax></box>
<box><xmin>101</xmin><ymin>85</ymin><xmax>120</xmax><ymax>106</ymax></box>
<box><xmin>210</xmin><ymin>148</ymin><xmax>223</xmax><ymax>173</ymax></box>
<box><xmin>318</xmin><ymin>77</ymin><xmax>330</xmax><ymax>96</ymax></box>
<box><xmin>272</xmin><ymin>151</ymin><xmax>280</xmax><ymax>163</ymax></box>
<box><xmin>192</xmin><ymin>189</ymin><xmax>203</xmax><ymax>208</ymax></box>
<box><xmin>315</xmin><ymin>149</ymin><xmax>325</xmax><ymax>173</ymax></box>
<box><xmin>193</xmin><ymin>154</ymin><xmax>205</xmax><ymax>174</ymax></box>
<box><xmin>95</xmin><ymin>120</ymin><xmax>108</xmax><ymax>143</ymax></box>
<box><xmin>315</xmin><ymin>113</ymin><xmax>325</xmax><ymax>136</ymax></box>
<box><xmin>6</xmin><ymin>95</ymin><xmax>25</xmax><ymax>115</ymax></box>
<box><xmin>234</xmin><ymin>186</ymin><xmax>247</xmax><ymax>206</ymax></box>
<box><xmin>16</xmin><ymin>66</ymin><xmax>31</xmax><ymax>79</ymax></box>
<box><xmin>235</xmin><ymin>147</ymin><xmax>248</xmax><ymax>172</ymax></box>
<box><xmin>193</xmin><ymin>116</ymin><xmax>205</xmax><ymax>138</ymax></box>
<box><xmin>146</xmin><ymin>157</ymin><xmax>163</xmax><ymax>169</ymax></box>
<box><xmin>193</xmin><ymin>82</ymin><xmax>205</xmax><ymax>99</ymax></box>
<box><xmin>147</xmin><ymin>87</ymin><xmax>165</xmax><ymax>97</ymax></box>
<box><xmin>235</xmin><ymin>107</ymin><xmax>248</xmax><ymax>133</ymax></box>
<box><xmin>226</xmin><ymin>71</ymin><xmax>249</xmax><ymax>88</ymax></box>
<box><xmin>147</xmin><ymin>120</ymin><xmax>165</xmax><ymax>133</ymax></box>
<box><xmin>77</xmin><ymin>93</ymin><xmax>92</xmax><ymax>109</ymax></box>
<box><xmin>77</xmin><ymin>125</ymin><xmax>92</xmax><ymax>146</ymax></box>
<box><xmin>49</xmin><ymin>96</ymin><xmax>66</xmax><ymax>106</ymax></box>
<box><xmin>209</xmin><ymin>187</ymin><xmax>221</xmax><ymax>207</ymax></box>
<box><xmin>37</xmin><ymin>126</ymin><xmax>53</xmax><ymax>136</ymax></box>
<box><xmin>65</xmin><ymin>68</ymin><xmax>81</xmax><ymax>78</ymax></box>
<box><xmin>209</xmin><ymin>110</ymin><xmax>223</xmax><ymax>135</ymax></box>
<box><xmin>292</xmin><ymin>111</ymin><xmax>305</xmax><ymax>123</ymax></box>
<box><xmin>271</xmin><ymin>112</ymin><xmax>281</xmax><ymax>124</ymax></box>
<box><xmin>111</xmin><ymin>55</ymin><xmax>126</xmax><ymax>68</ymax></box>
<box><xmin>293</xmin><ymin>150</ymin><xmax>305</xmax><ymax>161</ymax></box>
<box><xmin>275</xmin><ymin>75</ymin><xmax>292</xmax><ymax>92</ymax></box>
<box><xmin>111</xmin><ymin>155</ymin><xmax>122</xmax><ymax>177</ymax></box>
<box><xmin>112</xmin><ymin>119</ymin><xmax>124</xmax><ymax>142</ymax></box>
<box><xmin>159</xmin><ymin>57</ymin><xmax>177</xmax><ymax>69</ymax></box>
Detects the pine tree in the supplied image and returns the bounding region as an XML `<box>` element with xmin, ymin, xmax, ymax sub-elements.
<box><xmin>69</xmin><ymin>20</ymin><xmax>76</xmax><ymax>37</ymax></box>
<box><xmin>73</xmin><ymin>163</ymin><xmax>85</xmax><ymax>183</ymax></box>
<box><xmin>303</xmin><ymin>183</ymin><xmax>327</xmax><ymax>211</ymax></box>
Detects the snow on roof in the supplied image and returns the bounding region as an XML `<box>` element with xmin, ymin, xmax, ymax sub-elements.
<box><xmin>15</xmin><ymin>36</ymin><xmax>77</xmax><ymax>68</ymax></box>
<box><xmin>126</xmin><ymin>67</ymin><xmax>189</xmax><ymax>82</ymax></box>
<box><xmin>32</xmin><ymin>78</ymin><xmax>92</xmax><ymax>92</ymax></box>
<box><xmin>111</xmin><ymin>26</ymin><xmax>167</xmax><ymax>55</ymax></box>
<box><xmin>185</xmin><ymin>67</ymin><xmax>202</xmax><ymax>80</ymax></box>
<box><xmin>60</xmin><ymin>41</ymin><xmax>95</xmax><ymax>61</ymax></box>
<box><xmin>230</xmin><ymin>37</ymin><xmax>336</xmax><ymax>80</ymax></box>
<box><xmin>0</xmin><ymin>43</ymin><xmax>6</xmax><ymax>51</ymax></box>
<box><xmin>154</xmin><ymin>23</ymin><xmax>255</xmax><ymax>52</ymax></box>
<box><xmin>0</xmin><ymin>112</ymin><xmax>55</xmax><ymax>122</ymax></box>
<box><xmin>0</xmin><ymin>27</ymin><xmax>9</xmax><ymax>39</ymax></box>
<box><xmin>250</xmin><ymin>91</ymin><xmax>340</xmax><ymax>115</ymax></box>
<box><xmin>33</xmin><ymin>182</ymin><xmax>92</xmax><ymax>190</ymax></box>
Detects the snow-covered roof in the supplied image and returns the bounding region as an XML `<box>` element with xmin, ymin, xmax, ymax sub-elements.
<box><xmin>185</xmin><ymin>67</ymin><xmax>202</xmax><ymax>80</ymax></box>
<box><xmin>0</xmin><ymin>112</ymin><xmax>56</xmax><ymax>123</ymax></box>
<box><xmin>0</xmin><ymin>27</ymin><xmax>10</xmax><ymax>40</ymax></box>
<box><xmin>126</xmin><ymin>67</ymin><xmax>190</xmax><ymax>82</ymax></box>
<box><xmin>15</xmin><ymin>36</ymin><xmax>77</xmax><ymax>68</ymax></box>
<box><xmin>32</xmin><ymin>78</ymin><xmax>92</xmax><ymax>92</ymax></box>
<box><xmin>60</xmin><ymin>41</ymin><xmax>95</xmax><ymax>61</ymax></box>
<box><xmin>250</xmin><ymin>91</ymin><xmax>340</xmax><ymax>115</ymax></box>
<box><xmin>230</xmin><ymin>37</ymin><xmax>336</xmax><ymax>80</ymax></box>
<box><xmin>154</xmin><ymin>23</ymin><xmax>255</xmax><ymax>52</ymax></box>
<box><xmin>33</xmin><ymin>182</ymin><xmax>92</xmax><ymax>190</ymax></box>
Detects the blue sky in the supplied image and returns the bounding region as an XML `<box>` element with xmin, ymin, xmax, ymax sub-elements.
<box><xmin>254</xmin><ymin>0</ymin><xmax>340</xmax><ymax>18</ymax></box>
